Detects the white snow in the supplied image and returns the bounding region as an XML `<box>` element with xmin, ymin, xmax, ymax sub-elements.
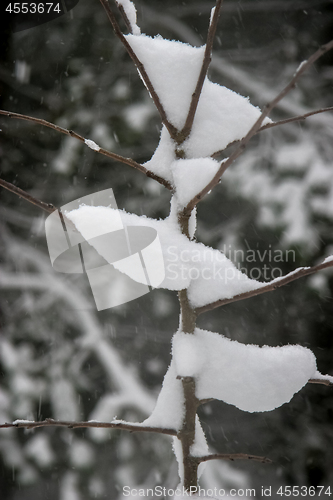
<box><xmin>172</xmin><ymin>329</ymin><xmax>317</xmax><ymax>413</ymax></box>
<box><xmin>143</xmin><ymin>126</ymin><xmax>176</xmax><ymax>183</ymax></box>
<box><xmin>186</xmin><ymin>244</ymin><xmax>266</xmax><ymax>308</ymax></box>
<box><xmin>66</xmin><ymin>205</ymin><xmax>123</xmax><ymax>239</ymax></box>
<box><xmin>172</xmin><ymin>417</ymin><xmax>208</xmax><ymax>485</ymax></box>
<box><xmin>126</xmin><ymin>34</ymin><xmax>271</xmax><ymax>151</ymax></box>
<box><xmin>126</xmin><ymin>34</ymin><xmax>205</xmax><ymax>129</ymax></box>
<box><xmin>84</xmin><ymin>139</ymin><xmax>101</xmax><ymax>151</ymax></box>
<box><xmin>209</xmin><ymin>7</ymin><xmax>216</xmax><ymax>26</ymax></box>
<box><xmin>323</xmin><ymin>255</ymin><xmax>333</xmax><ymax>264</ymax></box>
<box><xmin>117</xmin><ymin>0</ymin><xmax>141</xmax><ymax>36</ymax></box>
<box><xmin>12</xmin><ymin>419</ymin><xmax>34</xmax><ymax>425</ymax></box>
<box><xmin>183</xmin><ymin>80</ymin><xmax>271</xmax><ymax>158</ymax></box>
<box><xmin>188</xmin><ymin>207</ymin><xmax>197</xmax><ymax>239</ymax></box>
<box><xmin>190</xmin><ymin>417</ymin><xmax>209</xmax><ymax>458</ymax></box>
<box><xmin>295</xmin><ymin>60</ymin><xmax>307</xmax><ymax>74</ymax></box>
<box><xmin>142</xmin><ymin>360</ymin><xmax>184</xmax><ymax>430</ymax></box>
<box><xmin>171</xmin><ymin>158</ymin><xmax>220</xmax><ymax>207</ymax></box>
<box><xmin>173</xmin><ymin>332</ymin><xmax>202</xmax><ymax>377</ymax></box>
<box><xmin>66</xmin><ymin>205</ymin><xmax>266</xmax><ymax>302</ymax></box>
<box><xmin>312</xmin><ymin>370</ymin><xmax>333</xmax><ymax>384</ymax></box>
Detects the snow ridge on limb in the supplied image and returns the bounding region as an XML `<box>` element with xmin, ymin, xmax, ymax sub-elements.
<box><xmin>98</xmin><ymin>0</ymin><xmax>179</xmax><ymax>139</ymax></box>
<box><xmin>0</xmin><ymin>419</ymin><xmax>177</xmax><ymax>435</ymax></box>
<box><xmin>179</xmin><ymin>0</ymin><xmax>224</xmax><ymax>143</ymax></box>
<box><xmin>65</xmin><ymin>204</ymin><xmax>265</xmax><ymax>296</ymax></box>
<box><xmin>194</xmin><ymin>257</ymin><xmax>333</xmax><ymax>315</ymax></box>
<box><xmin>172</xmin><ymin>329</ymin><xmax>317</xmax><ymax>413</ymax></box>
<box><xmin>115</xmin><ymin>0</ymin><xmax>140</xmax><ymax>35</ymax></box>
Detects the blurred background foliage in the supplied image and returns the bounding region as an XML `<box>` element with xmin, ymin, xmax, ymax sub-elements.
<box><xmin>1</xmin><ymin>0</ymin><xmax>333</xmax><ymax>498</ymax></box>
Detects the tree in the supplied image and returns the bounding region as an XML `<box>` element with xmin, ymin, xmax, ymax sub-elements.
<box><xmin>1</xmin><ymin>0</ymin><xmax>333</xmax><ymax>498</ymax></box>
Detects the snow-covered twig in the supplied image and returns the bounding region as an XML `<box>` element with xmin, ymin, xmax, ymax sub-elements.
<box><xmin>0</xmin><ymin>109</ymin><xmax>172</xmax><ymax>190</ymax></box>
<box><xmin>180</xmin><ymin>39</ymin><xmax>333</xmax><ymax>216</ymax></box>
<box><xmin>195</xmin><ymin>257</ymin><xmax>333</xmax><ymax>315</ymax></box>
<box><xmin>179</xmin><ymin>0</ymin><xmax>223</xmax><ymax>143</ymax></box>
<box><xmin>98</xmin><ymin>0</ymin><xmax>179</xmax><ymax>140</ymax></box>
<box><xmin>115</xmin><ymin>1</ymin><xmax>133</xmax><ymax>33</ymax></box>
<box><xmin>0</xmin><ymin>419</ymin><xmax>177</xmax><ymax>436</ymax></box>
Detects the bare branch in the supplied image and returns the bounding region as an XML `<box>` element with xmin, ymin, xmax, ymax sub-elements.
<box><xmin>115</xmin><ymin>1</ymin><xmax>133</xmax><ymax>33</ymax></box>
<box><xmin>308</xmin><ymin>378</ymin><xmax>333</xmax><ymax>387</ymax></box>
<box><xmin>98</xmin><ymin>0</ymin><xmax>178</xmax><ymax>140</ymax></box>
<box><xmin>179</xmin><ymin>0</ymin><xmax>223</xmax><ymax>143</ymax></box>
<box><xmin>0</xmin><ymin>178</ymin><xmax>56</xmax><ymax>214</ymax></box>
<box><xmin>195</xmin><ymin>257</ymin><xmax>333</xmax><ymax>315</ymax></box>
<box><xmin>180</xmin><ymin>39</ymin><xmax>333</xmax><ymax>216</ymax></box>
<box><xmin>0</xmin><ymin>418</ymin><xmax>177</xmax><ymax>436</ymax></box>
<box><xmin>178</xmin><ymin>376</ymin><xmax>200</xmax><ymax>490</ymax></box>
<box><xmin>0</xmin><ymin>109</ymin><xmax>172</xmax><ymax>190</ymax></box>
<box><xmin>259</xmin><ymin>106</ymin><xmax>333</xmax><ymax>132</ymax></box>
<box><xmin>212</xmin><ymin>106</ymin><xmax>333</xmax><ymax>157</ymax></box>
<box><xmin>196</xmin><ymin>453</ymin><xmax>272</xmax><ymax>464</ymax></box>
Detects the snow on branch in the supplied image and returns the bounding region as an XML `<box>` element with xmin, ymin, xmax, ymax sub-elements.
<box><xmin>195</xmin><ymin>256</ymin><xmax>333</xmax><ymax>315</ymax></box>
<box><xmin>180</xmin><ymin>39</ymin><xmax>333</xmax><ymax>216</ymax></box>
<box><xmin>179</xmin><ymin>0</ymin><xmax>223</xmax><ymax>143</ymax></box>
<box><xmin>115</xmin><ymin>0</ymin><xmax>141</xmax><ymax>35</ymax></box>
<box><xmin>0</xmin><ymin>110</ymin><xmax>172</xmax><ymax>190</ymax></box>
<box><xmin>0</xmin><ymin>419</ymin><xmax>177</xmax><ymax>436</ymax></box>
<box><xmin>98</xmin><ymin>0</ymin><xmax>178</xmax><ymax>140</ymax></box>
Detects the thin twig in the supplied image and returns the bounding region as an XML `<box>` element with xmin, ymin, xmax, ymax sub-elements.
<box><xmin>196</xmin><ymin>453</ymin><xmax>272</xmax><ymax>464</ymax></box>
<box><xmin>115</xmin><ymin>1</ymin><xmax>133</xmax><ymax>33</ymax></box>
<box><xmin>0</xmin><ymin>418</ymin><xmax>177</xmax><ymax>436</ymax></box>
<box><xmin>195</xmin><ymin>258</ymin><xmax>333</xmax><ymax>315</ymax></box>
<box><xmin>212</xmin><ymin>106</ymin><xmax>333</xmax><ymax>157</ymax></box>
<box><xmin>0</xmin><ymin>178</ymin><xmax>56</xmax><ymax>214</ymax></box>
<box><xmin>179</xmin><ymin>0</ymin><xmax>223</xmax><ymax>143</ymax></box>
<box><xmin>0</xmin><ymin>109</ymin><xmax>172</xmax><ymax>190</ymax></box>
<box><xmin>259</xmin><ymin>106</ymin><xmax>333</xmax><ymax>132</ymax></box>
<box><xmin>181</xmin><ymin>39</ymin><xmax>333</xmax><ymax>216</ymax></box>
<box><xmin>308</xmin><ymin>378</ymin><xmax>333</xmax><ymax>387</ymax></box>
<box><xmin>98</xmin><ymin>0</ymin><xmax>178</xmax><ymax>140</ymax></box>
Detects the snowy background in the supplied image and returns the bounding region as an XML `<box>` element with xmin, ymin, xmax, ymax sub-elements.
<box><xmin>1</xmin><ymin>0</ymin><xmax>333</xmax><ymax>498</ymax></box>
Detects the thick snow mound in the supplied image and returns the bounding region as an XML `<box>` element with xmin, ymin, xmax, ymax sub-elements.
<box><xmin>183</xmin><ymin>79</ymin><xmax>270</xmax><ymax>158</ymax></box>
<box><xmin>126</xmin><ymin>33</ymin><xmax>271</xmax><ymax>173</ymax></box>
<box><xmin>66</xmin><ymin>205</ymin><xmax>264</xmax><ymax>301</ymax></box>
<box><xmin>171</xmin><ymin>157</ymin><xmax>220</xmax><ymax>207</ymax></box>
<box><xmin>142</xmin><ymin>360</ymin><xmax>184</xmax><ymax>430</ymax></box>
<box><xmin>126</xmin><ymin>34</ymin><xmax>205</xmax><ymax>129</ymax></box>
<box><xmin>173</xmin><ymin>329</ymin><xmax>317</xmax><ymax>412</ymax></box>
